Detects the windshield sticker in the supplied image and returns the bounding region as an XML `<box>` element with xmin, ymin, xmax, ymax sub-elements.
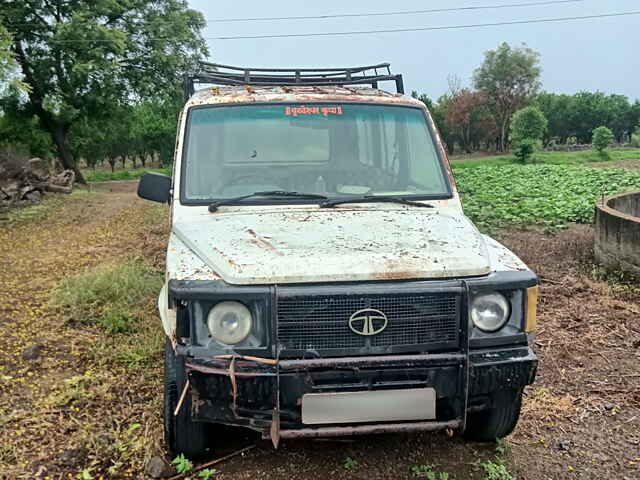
<box><xmin>285</xmin><ymin>106</ymin><xmax>344</xmax><ymax>117</ymax></box>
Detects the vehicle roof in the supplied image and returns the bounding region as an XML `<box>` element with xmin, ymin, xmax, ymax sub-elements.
<box><xmin>184</xmin><ymin>85</ymin><xmax>424</xmax><ymax>109</ymax></box>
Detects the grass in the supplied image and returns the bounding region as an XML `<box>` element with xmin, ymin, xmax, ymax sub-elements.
<box><xmin>51</xmin><ymin>261</ymin><xmax>163</xmax><ymax>333</ymax></box>
<box><xmin>4</xmin><ymin>190</ymin><xmax>95</xmax><ymax>224</ymax></box>
<box><xmin>84</xmin><ymin>167</ymin><xmax>171</xmax><ymax>183</ymax></box>
<box><xmin>343</xmin><ymin>457</ymin><xmax>360</xmax><ymax>472</ymax></box>
<box><xmin>451</xmin><ymin>147</ymin><xmax>640</xmax><ymax>169</ymax></box>
<box><xmin>455</xmin><ymin>164</ymin><xmax>640</xmax><ymax>230</ymax></box>
<box><xmin>411</xmin><ymin>464</ymin><xmax>450</xmax><ymax>479</ymax></box>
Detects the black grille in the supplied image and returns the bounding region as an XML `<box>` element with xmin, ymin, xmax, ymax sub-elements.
<box><xmin>277</xmin><ymin>293</ymin><xmax>460</xmax><ymax>354</ymax></box>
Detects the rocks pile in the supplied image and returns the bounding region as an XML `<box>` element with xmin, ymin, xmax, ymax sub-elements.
<box><xmin>0</xmin><ymin>156</ymin><xmax>75</xmax><ymax>207</ymax></box>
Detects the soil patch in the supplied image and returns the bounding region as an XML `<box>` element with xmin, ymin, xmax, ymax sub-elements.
<box><xmin>585</xmin><ymin>158</ymin><xmax>640</xmax><ymax>169</ymax></box>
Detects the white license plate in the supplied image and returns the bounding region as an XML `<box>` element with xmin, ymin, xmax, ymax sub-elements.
<box><xmin>301</xmin><ymin>388</ymin><xmax>436</xmax><ymax>425</ymax></box>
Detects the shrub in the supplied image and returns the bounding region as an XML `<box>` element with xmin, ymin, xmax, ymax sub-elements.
<box><xmin>592</xmin><ymin>126</ymin><xmax>614</xmax><ymax>154</ymax></box>
<box><xmin>513</xmin><ymin>138</ymin><xmax>536</xmax><ymax>164</ymax></box>
<box><xmin>630</xmin><ymin>126</ymin><xmax>640</xmax><ymax>148</ymax></box>
<box><xmin>51</xmin><ymin>262</ymin><xmax>162</xmax><ymax>333</ymax></box>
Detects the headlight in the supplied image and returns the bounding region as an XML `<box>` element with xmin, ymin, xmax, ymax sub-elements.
<box><xmin>470</xmin><ymin>292</ymin><xmax>510</xmax><ymax>332</ymax></box>
<box><xmin>207</xmin><ymin>301</ymin><xmax>252</xmax><ymax>345</ymax></box>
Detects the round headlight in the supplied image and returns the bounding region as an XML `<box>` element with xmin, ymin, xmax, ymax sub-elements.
<box><xmin>207</xmin><ymin>301</ymin><xmax>252</xmax><ymax>345</ymax></box>
<box><xmin>470</xmin><ymin>293</ymin><xmax>510</xmax><ymax>332</ymax></box>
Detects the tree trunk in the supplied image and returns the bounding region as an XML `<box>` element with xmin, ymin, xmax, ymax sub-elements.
<box><xmin>499</xmin><ymin>118</ymin><xmax>508</xmax><ymax>152</ymax></box>
<box><xmin>51</xmin><ymin>123</ymin><xmax>86</xmax><ymax>184</ymax></box>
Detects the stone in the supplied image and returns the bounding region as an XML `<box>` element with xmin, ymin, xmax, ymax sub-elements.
<box><xmin>26</xmin><ymin>158</ymin><xmax>50</xmax><ymax>181</ymax></box>
<box><xmin>145</xmin><ymin>456</ymin><xmax>176</xmax><ymax>478</ymax></box>
<box><xmin>21</xmin><ymin>344</ymin><xmax>42</xmax><ymax>361</ymax></box>
<box><xmin>57</xmin><ymin>448</ymin><xmax>87</xmax><ymax>467</ymax></box>
<box><xmin>24</xmin><ymin>190</ymin><xmax>42</xmax><ymax>202</ymax></box>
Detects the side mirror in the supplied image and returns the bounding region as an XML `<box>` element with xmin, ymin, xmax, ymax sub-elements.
<box><xmin>138</xmin><ymin>172</ymin><xmax>172</xmax><ymax>203</ymax></box>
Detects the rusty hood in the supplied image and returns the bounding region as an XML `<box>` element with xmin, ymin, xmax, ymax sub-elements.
<box><xmin>172</xmin><ymin>207</ymin><xmax>491</xmax><ymax>285</ymax></box>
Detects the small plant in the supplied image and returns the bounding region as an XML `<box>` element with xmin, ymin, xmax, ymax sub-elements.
<box><xmin>495</xmin><ymin>438</ymin><xmax>512</xmax><ymax>457</ymax></box>
<box><xmin>198</xmin><ymin>468</ymin><xmax>218</xmax><ymax>479</ymax></box>
<box><xmin>411</xmin><ymin>464</ymin><xmax>450</xmax><ymax>479</ymax></box>
<box><xmin>481</xmin><ymin>460</ymin><xmax>513</xmax><ymax>480</ymax></box>
<box><xmin>592</xmin><ymin>126</ymin><xmax>614</xmax><ymax>155</ymax></box>
<box><xmin>172</xmin><ymin>454</ymin><xmax>194</xmax><ymax>474</ymax></box>
<box><xmin>77</xmin><ymin>469</ymin><xmax>94</xmax><ymax>480</ymax></box>
<box><xmin>343</xmin><ymin>456</ymin><xmax>360</xmax><ymax>472</ymax></box>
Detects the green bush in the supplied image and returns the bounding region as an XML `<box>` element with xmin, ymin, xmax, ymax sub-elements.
<box><xmin>630</xmin><ymin>126</ymin><xmax>640</xmax><ymax>148</ymax></box>
<box><xmin>513</xmin><ymin>138</ymin><xmax>536</xmax><ymax>164</ymax></box>
<box><xmin>592</xmin><ymin>126</ymin><xmax>614</xmax><ymax>154</ymax></box>
<box><xmin>51</xmin><ymin>262</ymin><xmax>162</xmax><ymax>333</ymax></box>
<box><xmin>510</xmin><ymin>106</ymin><xmax>548</xmax><ymax>144</ymax></box>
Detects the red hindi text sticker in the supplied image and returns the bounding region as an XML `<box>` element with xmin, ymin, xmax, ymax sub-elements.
<box><xmin>285</xmin><ymin>106</ymin><xmax>343</xmax><ymax>117</ymax></box>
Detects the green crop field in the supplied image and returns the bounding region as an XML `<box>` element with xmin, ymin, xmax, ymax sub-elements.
<box><xmin>454</xmin><ymin>164</ymin><xmax>640</xmax><ymax>230</ymax></box>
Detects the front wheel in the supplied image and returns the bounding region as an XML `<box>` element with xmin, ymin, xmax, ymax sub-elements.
<box><xmin>164</xmin><ymin>339</ymin><xmax>210</xmax><ymax>458</ymax></box>
<box><xmin>464</xmin><ymin>389</ymin><xmax>523</xmax><ymax>442</ymax></box>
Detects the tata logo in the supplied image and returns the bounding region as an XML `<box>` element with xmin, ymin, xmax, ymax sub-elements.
<box><xmin>348</xmin><ymin>309</ymin><xmax>388</xmax><ymax>336</ymax></box>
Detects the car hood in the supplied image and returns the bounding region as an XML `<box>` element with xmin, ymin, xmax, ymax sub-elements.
<box><xmin>173</xmin><ymin>208</ymin><xmax>491</xmax><ymax>285</ymax></box>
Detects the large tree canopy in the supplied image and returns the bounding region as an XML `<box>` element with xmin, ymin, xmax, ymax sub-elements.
<box><xmin>474</xmin><ymin>42</ymin><xmax>541</xmax><ymax>152</ymax></box>
<box><xmin>1</xmin><ymin>0</ymin><xmax>207</xmax><ymax>182</ymax></box>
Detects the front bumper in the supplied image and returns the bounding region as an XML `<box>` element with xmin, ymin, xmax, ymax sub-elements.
<box><xmin>185</xmin><ymin>345</ymin><xmax>537</xmax><ymax>441</ymax></box>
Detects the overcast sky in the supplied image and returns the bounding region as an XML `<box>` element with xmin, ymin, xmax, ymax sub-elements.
<box><xmin>187</xmin><ymin>0</ymin><xmax>639</xmax><ymax>101</ymax></box>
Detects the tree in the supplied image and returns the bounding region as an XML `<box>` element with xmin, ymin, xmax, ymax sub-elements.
<box><xmin>473</xmin><ymin>42</ymin><xmax>541</xmax><ymax>152</ymax></box>
<box><xmin>412</xmin><ymin>91</ymin><xmax>454</xmax><ymax>154</ymax></box>
<box><xmin>510</xmin><ymin>106</ymin><xmax>547</xmax><ymax>163</ymax></box>
<box><xmin>2</xmin><ymin>0</ymin><xmax>207</xmax><ymax>183</ymax></box>
<box><xmin>0</xmin><ymin>24</ymin><xmax>28</xmax><ymax>93</ymax></box>
<box><xmin>592</xmin><ymin>126</ymin><xmax>614</xmax><ymax>154</ymax></box>
<box><xmin>444</xmin><ymin>89</ymin><xmax>496</xmax><ymax>153</ymax></box>
<box><xmin>510</xmin><ymin>106</ymin><xmax>548</xmax><ymax>144</ymax></box>
<box><xmin>534</xmin><ymin>92</ymin><xmax>573</xmax><ymax>145</ymax></box>
<box><xmin>0</xmin><ymin>24</ymin><xmax>13</xmax><ymax>84</ymax></box>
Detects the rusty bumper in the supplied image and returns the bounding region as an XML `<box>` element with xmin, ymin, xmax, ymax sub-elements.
<box><xmin>185</xmin><ymin>346</ymin><xmax>536</xmax><ymax>443</ymax></box>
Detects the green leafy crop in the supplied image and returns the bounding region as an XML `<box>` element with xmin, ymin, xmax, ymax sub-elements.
<box><xmin>455</xmin><ymin>164</ymin><xmax>640</xmax><ymax>230</ymax></box>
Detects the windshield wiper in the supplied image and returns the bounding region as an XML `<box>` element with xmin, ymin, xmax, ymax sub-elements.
<box><xmin>209</xmin><ymin>191</ymin><xmax>328</xmax><ymax>212</ymax></box>
<box><xmin>320</xmin><ymin>195</ymin><xmax>434</xmax><ymax>209</ymax></box>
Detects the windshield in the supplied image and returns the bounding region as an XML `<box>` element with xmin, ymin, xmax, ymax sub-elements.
<box><xmin>182</xmin><ymin>103</ymin><xmax>450</xmax><ymax>202</ymax></box>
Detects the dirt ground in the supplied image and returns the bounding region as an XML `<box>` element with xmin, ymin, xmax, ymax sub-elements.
<box><xmin>0</xmin><ymin>188</ymin><xmax>638</xmax><ymax>479</ymax></box>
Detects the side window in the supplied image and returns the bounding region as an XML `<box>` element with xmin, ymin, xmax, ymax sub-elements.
<box><xmin>406</xmin><ymin>110</ymin><xmax>446</xmax><ymax>192</ymax></box>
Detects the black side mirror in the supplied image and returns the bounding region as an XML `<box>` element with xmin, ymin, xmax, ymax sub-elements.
<box><xmin>138</xmin><ymin>172</ymin><xmax>172</xmax><ymax>203</ymax></box>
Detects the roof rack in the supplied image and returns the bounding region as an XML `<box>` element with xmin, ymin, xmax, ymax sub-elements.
<box><xmin>183</xmin><ymin>62</ymin><xmax>404</xmax><ymax>100</ymax></box>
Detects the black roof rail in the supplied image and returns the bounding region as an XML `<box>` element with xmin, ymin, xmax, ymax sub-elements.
<box><xmin>183</xmin><ymin>62</ymin><xmax>405</xmax><ymax>100</ymax></box>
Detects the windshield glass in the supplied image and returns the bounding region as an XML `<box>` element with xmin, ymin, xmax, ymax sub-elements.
<box><xmin>182</xmin><ymin>103</ymin><xmax>450</xmax><ymax>201</ymax></box>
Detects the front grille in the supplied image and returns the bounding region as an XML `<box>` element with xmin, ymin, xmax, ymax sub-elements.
<box><xmin>277</xmin><ymin>292</ymin><xmax>460</xmax><ymax>354</ymax></box>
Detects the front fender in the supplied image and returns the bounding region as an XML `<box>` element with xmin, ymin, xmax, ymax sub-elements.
<box><xmin>158</xmin><ymin>282</ymin><xmax>176</xmax><ymax>337</ymax></box>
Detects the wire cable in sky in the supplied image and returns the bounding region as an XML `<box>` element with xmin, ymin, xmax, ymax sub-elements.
<box><xmin>206</xmin><ymin>0</ymin><xmax>585</xmax><ymax>23</ymax></box>
<box><xmin>210</xmin><ymin>11</ymin><xmax>640</xmax><ymax>40</ymax></box>
<box><xmin>27</xmin><ymin>10</ymin><xmax>640</xmax><ymax>43</ymax></box>
<box><xmin>2</xmin><ymin>0</ymin><xmax>586</xmax><ymax>28</ymax></box>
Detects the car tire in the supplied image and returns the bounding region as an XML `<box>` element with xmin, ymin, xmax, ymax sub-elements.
<box><xmin>164</xmin><ymin>339</ymin><xmax>210</xmax><ymax>458</ymax></box>
<box><xmin>464</xmin><ymin>389</ymin><xmax>523</xmax><ymax>442</ymax></box>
